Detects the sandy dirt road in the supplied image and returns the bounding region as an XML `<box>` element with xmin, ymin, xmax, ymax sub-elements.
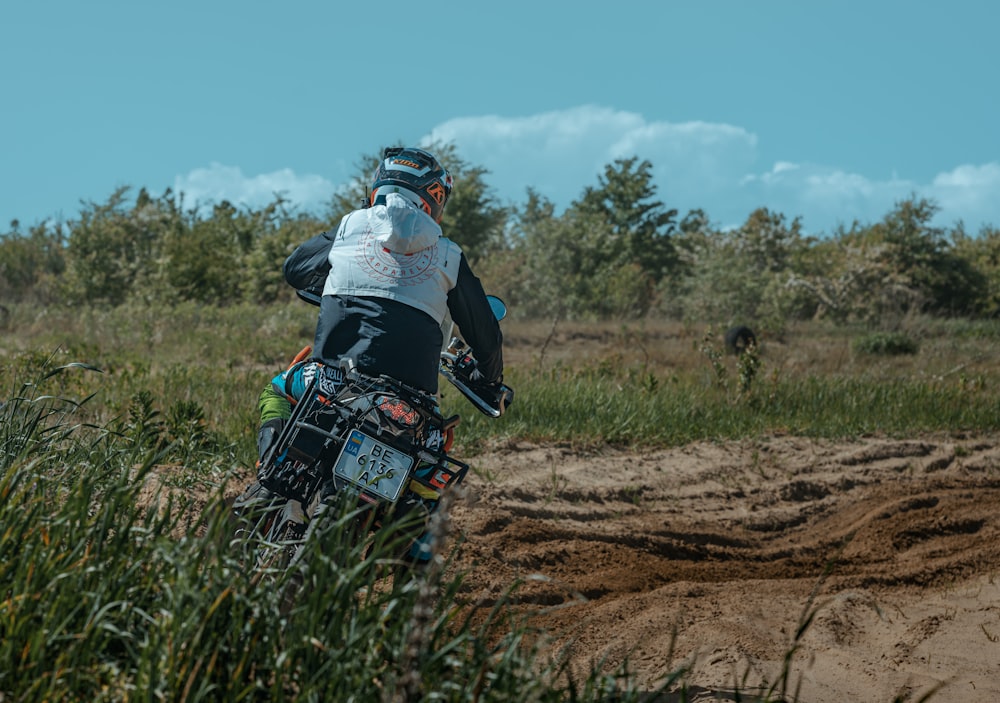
<box><xmin>445</xmin><ymin>436</ymin><xmax>1000</xmax><ymax>702</ymax></box>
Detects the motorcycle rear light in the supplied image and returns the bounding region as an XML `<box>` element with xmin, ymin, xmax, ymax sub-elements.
<box><xmin>376</xmin><ymin>396</ymin><xmax>420</xmax><ymax>427</ymax></box>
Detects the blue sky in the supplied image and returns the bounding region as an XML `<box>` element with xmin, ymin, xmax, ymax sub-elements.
<box><xmin>2</xmin><ymin>1</ymin><xmax>998</xmax><ymax>237</ymax></box>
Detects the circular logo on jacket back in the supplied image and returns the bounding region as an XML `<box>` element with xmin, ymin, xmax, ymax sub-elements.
<box><xmin>355</xmin><ymin>228</ymin><xmax>438</xmax><ymax>285</ymax></box>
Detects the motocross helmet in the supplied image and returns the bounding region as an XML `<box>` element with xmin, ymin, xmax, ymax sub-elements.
<box><xmin>370</xmin><ymin>147</ymin><xmax>453</xmax><ymax>222</ymax></box>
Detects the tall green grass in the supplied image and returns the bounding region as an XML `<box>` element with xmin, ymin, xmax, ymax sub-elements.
<box><xmin>4</xmin><ymin>302</ymin><xmax>997</xmax><ymax>454</ymax></box>
<box><xmin>448</xmin><ymin>363</ymin><xmax>1000</xmax><ymax>450</ymax></box>
<box><xmin>1</xmin><ymin>366</ymin><xmax>674</xmax><ymax>701</ymax></box>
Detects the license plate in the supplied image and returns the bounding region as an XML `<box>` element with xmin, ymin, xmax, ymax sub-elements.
<box><xmin>333</xmin><ymin>430</ymin><xmax>414</xmax><ymax>502</ymax></box>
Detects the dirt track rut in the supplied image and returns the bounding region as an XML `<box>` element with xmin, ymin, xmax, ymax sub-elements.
<box><xmin>447</xmin><ymin>437</ymin><xmax>1000</xmax><ymax>701</ymax></box>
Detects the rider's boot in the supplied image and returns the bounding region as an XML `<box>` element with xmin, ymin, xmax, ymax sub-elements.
<box><xmin>256</xmin><ymin>418</ymin><xmax>285</xmax><ymax>468</ymax></box>
<box><xmin>234</xmin><ymin>418</ymin><xmax>286</xmax><ymax>516</ymax></box>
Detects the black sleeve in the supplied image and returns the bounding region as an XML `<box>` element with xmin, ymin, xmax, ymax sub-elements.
<box><xmin>283</xmin><ymin>229</ymin><xmax>337</xmax><ymax>292</ymax></box>
<box><xmin>447</xmin><ymin>253</ymin><xmax>504</xmax><ymax>383</ymax></box>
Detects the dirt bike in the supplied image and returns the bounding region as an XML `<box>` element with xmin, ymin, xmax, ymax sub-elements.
<box><xmin>231</xmin><ymin>292</ymin><xmax>512</xmax><ymax>587</ymax></box>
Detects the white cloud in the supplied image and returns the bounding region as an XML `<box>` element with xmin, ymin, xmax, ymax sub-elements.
<box><xmin>171</xmin><ymin>109</ymin><xmax>1000</xmax><ymax>235</ymax></box>
<box><xmin>425</xmin><ymin>105</ymin><xmax>757</xmax><ymax>208</ymax></box>
<box><xmin>737</xmin><ymin>160</ymin><xmax>1000</xmax><ymax>232</ymax></box>
<box><xmin>174</xmin><ymin>163</ymin><xmax>335</xmax><ymax>213</ymax></box>
<box><xmin>425</xmin><ymin>105</ymin><xmax>1000</xmax><ymax>233</ymax></box>
<box><xmin>929</xmin><ymin>163</ymin><xmax>1000</xmax><ymax>221</ymax></box>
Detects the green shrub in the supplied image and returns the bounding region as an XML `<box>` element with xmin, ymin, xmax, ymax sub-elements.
<box><xmin>852</xmin><ymin>332</ymin><xmax>920</xmax><ymax>356</ymax></box>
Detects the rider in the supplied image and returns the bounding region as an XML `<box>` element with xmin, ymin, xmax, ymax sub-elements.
<box><xmin>255</xmin><ymin>146</ymin><xmax>505</xmax><ymax>462</ymax></box>
<box><xmin>243</xmin><ymin>147</ymin><xmax>506</xmax><ymax>561</ymax></box>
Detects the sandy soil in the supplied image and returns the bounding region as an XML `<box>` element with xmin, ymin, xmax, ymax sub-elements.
<box><xmin>200</xmin><ymin>319</ymin><xmax>1000</xmax><ymax>701</ymax></box>
<box><xmin>443</xmin><ymin>436</ymin><xmax>1000</xmax><ymax>702</ymax></box>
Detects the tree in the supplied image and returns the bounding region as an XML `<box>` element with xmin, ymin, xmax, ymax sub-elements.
<box><xmin>434</xmin><ymin>143</ymin><xmax>509</xmax><ymax>263</ymax></box>
<box><xmin>240</xmin><ymin>214</ymin><xmax>325</xmax><ymax>303</ymax></box>
<box><xmin>510</xmin><ymin>183</ymin><xmax>662</xmax><ymax>320</ymax></box>
<box><xmin>61</xmin><ymin>187</ymin><xmax>184</xmax><ymax>305</ymax></box>
<box><xmin>0</xmin><ymin>220</ymin><xmax>66</xmax><ymax>303</ymax></box>
<box><xmin>326</xmin><ymin>142</ymin><xmax>508</xmax><ymax>263</ymax></box>
<box><xmin>846</xmin><ymin>197</ymin><xmax>986</xmax><ymax>318</ymax></box>
<box><xmin>783</xmin><ymin>198</ymin><xmax>989</xmax><ymax>323</ymax></box>
<box><xmin>472</xmin><ymin>188</ymin><xmax>554</xmax><ymax>314</ymax></box>
<box><xmin>670</xmin><ymin>208</ymin><xmax>808</xmax><ymax>326</ymax></box>
<box><xmin>952</xmin><ymin>225</ymin><xmax>1000</xmax><ymax>317</ymax></box>
<box><xmin>159</xmin><ymin>197</ymin><xmax>319</xmax><ymax>304</ymax></box>
<box><xmin>160</xmin><ymin>203</ymin><xmax>245</xmax><ymax>303</ymax></box>
<box><xmin>572</xmin><ymin>157</ymin><xmax>678</xmax><ymax>282</ymax></box>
